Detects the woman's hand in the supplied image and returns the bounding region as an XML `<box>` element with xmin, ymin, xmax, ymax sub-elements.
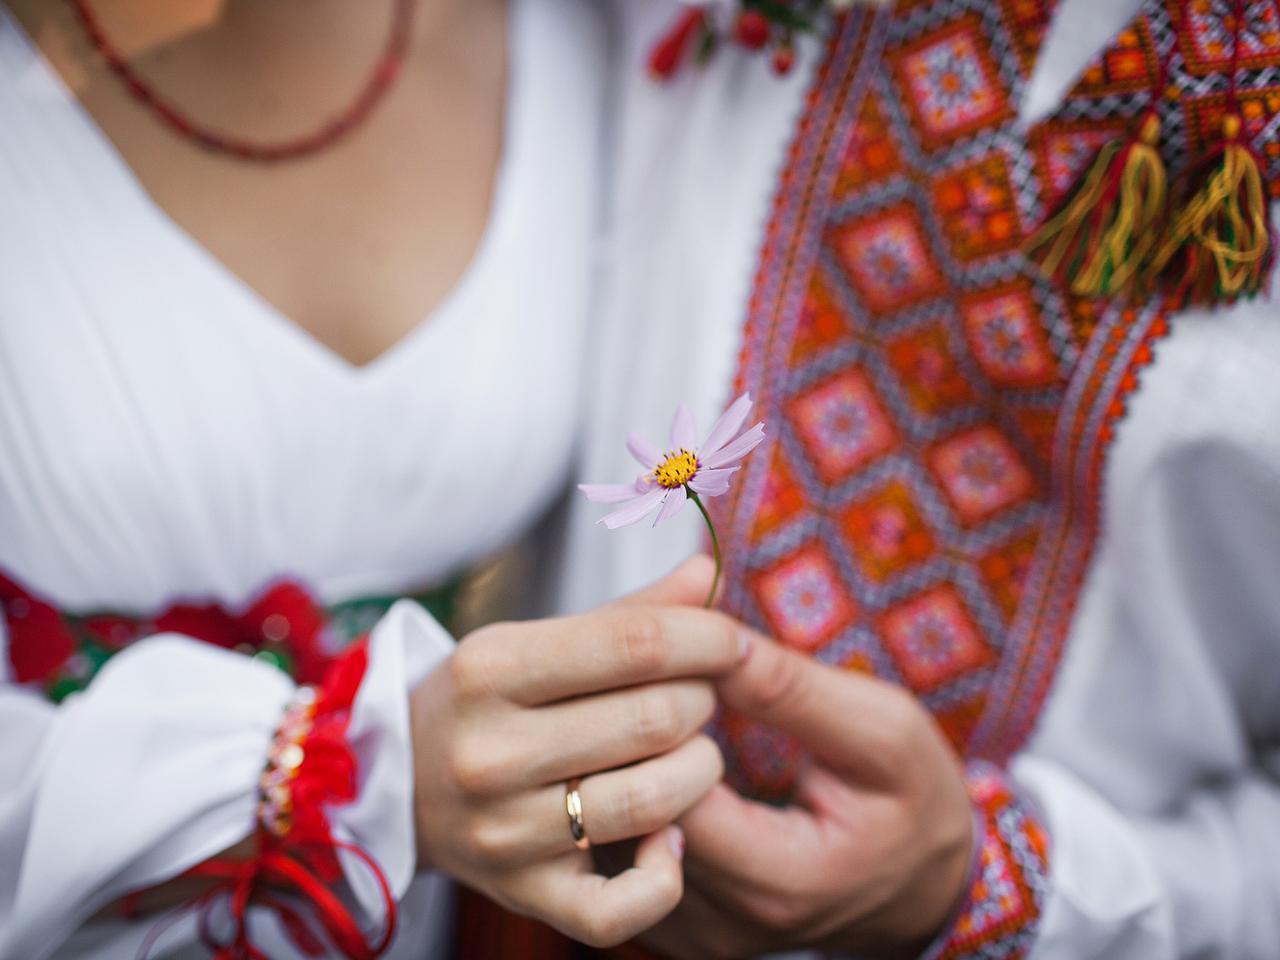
<box><xmin>409</xmin><ymin>557</ymin><xmax>749</xmax><ymax>947</ymax></box>
<box><xmin>642</xmin><ymin>631</ymin><xmax>973</xmax><ymax>959</ymax></box>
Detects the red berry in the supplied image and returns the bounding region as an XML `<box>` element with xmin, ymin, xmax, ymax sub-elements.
<box><xmin>734</xmin><ymin>10</ymin><xmax>771</xmax><ymax>50</ymax></box>
<box><xmin>771</xmin><ymin>42</ymin><xmax>796</xmax><ymax>75</ymax></box>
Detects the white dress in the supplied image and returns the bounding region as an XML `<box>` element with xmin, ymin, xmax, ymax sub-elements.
<box><xmin>0</xmin><ymin>0</ymin><xmax>605</xmax><ymax>956</ymax></box>
<box><xmin>557</xmin><ymin>1</ymin><xmax>1280</xmax><ymax>957</ymax></box>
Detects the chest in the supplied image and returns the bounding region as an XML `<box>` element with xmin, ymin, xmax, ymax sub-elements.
<box><xmin>0</xmin><ymin>0</ymin><xmax>602</xmax><ymax>610</ymax></box>
<box><xmin>19</xmin><ymin>0</ymin><xmax>509</xmax><ymax>369</ymax></box>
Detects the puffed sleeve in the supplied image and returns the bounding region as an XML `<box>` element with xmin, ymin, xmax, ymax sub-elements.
<box><xmin>0</xmin><ymin>598</ymin><xmax>453</xmax><ymax>960</ymax></box>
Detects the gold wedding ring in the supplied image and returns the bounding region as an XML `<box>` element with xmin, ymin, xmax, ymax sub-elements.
<box><xmin>565</xmin><ymin>778</ymin><xmax>590</xmax><ymax>850</ymax></box>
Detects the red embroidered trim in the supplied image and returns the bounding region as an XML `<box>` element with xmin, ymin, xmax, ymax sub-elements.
<box><xmin>139</xmin><ymin>640</ymin><xmax>397</xmax><ymax>960</ymax></box>
<box><xmin>921</xmin><ymin>761</ymin><xmax>1050</xmax><ymax>960</ymax></box>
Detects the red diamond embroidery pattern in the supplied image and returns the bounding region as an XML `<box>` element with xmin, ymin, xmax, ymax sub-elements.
<box><xmin>752</xmin><ymin>546</ymin><xmax>857</xmax><ymax>652</ymax></box>
<box><xmin>789</xmin><ymin>370</ymin><xmax>898</xmax><ymax>483</ymax></box>
<box><xmin>929</xmin><ymin>427</ymin><xmax>1035</xmax><ymax>524</ymax></box>
<box><xmin>880</xmin><ymin>586</ymin><xmax>992</xmax><ymax>693</ymax></box>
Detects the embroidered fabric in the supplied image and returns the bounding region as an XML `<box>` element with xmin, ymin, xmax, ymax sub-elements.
<box><xmin>0</xmin><ymin>569</ymin><xmax>459</xmax><ymax>703</ymax></box>
<box><xmin>562</xmin><ymin>1</ymin><xmax>1280</xmax><ymax>955</ymax></box>
<box><xmin>673</xmin><ymin>0</ymin><xmax>1277</xmax><ymax>953</ymax></box>
<box><xmin>920</xmin><ymin>761</ymin><xmax>1051</xmax><ymax>960</ymax></box>
<box><xmin>710</xmin><ymin>0</ymin><xmax>1279</xmax><ymax>796</ymax></box>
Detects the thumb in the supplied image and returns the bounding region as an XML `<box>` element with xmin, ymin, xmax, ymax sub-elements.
<box><xmin>717</xmin><ymin>631</ymin><xmax>911</xmax><ymax>786</ymax></box>
<box><xmin>611</xmin><ymin>554</ymin><xmax>720</xmax><ymax>608</ymax></box>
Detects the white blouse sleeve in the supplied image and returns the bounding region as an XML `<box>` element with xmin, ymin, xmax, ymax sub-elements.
<box><xmin>1010</xmin><ymin>296</ymin><xmax>1280</xmax><ymax>960</ymax></box>
<box><xmin>0</xmin><ymin>598</ymin><xmax>452</xmax><ymax>960</ymax></box>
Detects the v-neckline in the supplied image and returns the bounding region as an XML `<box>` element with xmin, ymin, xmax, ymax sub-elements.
<box><xmin>1</xmin><ymin>0</ymin><xmax>523</xmax><ymax>381</ymax></box>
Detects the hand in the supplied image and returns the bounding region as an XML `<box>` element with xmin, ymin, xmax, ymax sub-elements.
<box><xmin>409</xmin><ymin>556</ymin><xmax>749</xmax><ymax>948</ymax></box>
<box><xmin>643</xmin><ymin>632</ymin><xmax>973</xmax><ymax>959</ymax></box>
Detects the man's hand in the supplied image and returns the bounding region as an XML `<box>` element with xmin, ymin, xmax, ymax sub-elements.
<box><xmin>643</xmin><ymin>632</ymin><xmax>974</xmax><ymax>959</ymax></box>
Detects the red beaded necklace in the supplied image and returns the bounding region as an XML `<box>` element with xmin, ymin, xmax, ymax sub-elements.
<box><xmin>69</xmin><ymin>0</ymin><xmax>416</xmax><ymax>162</ymax></box>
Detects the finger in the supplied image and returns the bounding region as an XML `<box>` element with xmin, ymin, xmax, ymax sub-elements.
<box><xmin>611</xmin><ymin>555</ymin><xmax>721</xmax><ymax>609</ymax></box>
<box><xmin>492</xmin><ymin>735</ymin><xmax>723</xmax><ymax>863</ymax></box>
<box><xmin>639</xmin><ymin>882</ymin><xmax>752</xmax><ymax>960</ymax></box>
<box><xmin>459</xmin><ymin>681</ymin><xmax>715</xmax><ymax>795</ymax></box>
<box><xmin>518</xmin><ymin>681</ymin><xmax>716</xmax><ymax>786</ymax></box>
<box><xmin>716</xmin><ymin>629</ymin><xmax>915</xmax><ymax>784</ymax></box>
<box><xmin>679</xmin><ymin>782</ymin><xmax>825</xmax><ymax>894</ymax></box>
<box><xmin>579</xmin><ymin>736</ymin><xmax>723</xmax><ymax>844</ymax></box>
<box><xmin>502</xmin><ymin>605</ymin><xmax>749</xmax><ymax>706</ymax></box>
<box><xmin>509</xmin><ymin>827</ymin><xmax>687</xmax><ymax>948</ymax></box>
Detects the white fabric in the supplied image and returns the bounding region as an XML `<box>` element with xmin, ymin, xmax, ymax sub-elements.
<box><xmin>0</xmin><ymin>0</ymin><xmax>605</xmax><ymax>955</ymax></box>
<box><xmin>1019</xmin><ymin>0</ymin><xmax>1145</xmax><ymax>125</ymax></box>
<box><xmin>0</xmin><ymin>0</ymin><xmax>594</xmax><ymax>613</ymax></box>
<box><xmin>559</xmin><ymin>2</ymin><xmax>1280</xmax><ymax>957</ymax></box>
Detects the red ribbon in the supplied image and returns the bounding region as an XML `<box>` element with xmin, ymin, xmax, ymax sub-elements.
<box><xmin>181</xmin><ymin>840</ymin><xmax>396</xmax><ymax>960</ymax></box>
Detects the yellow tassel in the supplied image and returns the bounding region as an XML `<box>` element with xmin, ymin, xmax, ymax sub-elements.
<box><xmin>1148</xmin><ymin>114</ymin><xmax>1273</xmax><ymax>305</ymax></box>
<box><xmin>1025</xmin><ymin>113</ymin><xmax>1167</xmax><ymax>301</ymax></box>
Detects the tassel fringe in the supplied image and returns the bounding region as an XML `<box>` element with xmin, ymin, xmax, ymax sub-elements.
<box><xmin>1149</xmin><ymin>114</ymin><xmax>1274</xmax><ymax>306</ymax></box>
<box><xmin>1026</xmin><ymin>113</ymin><xmax>1167</xmax><ymax>301</ymax></box>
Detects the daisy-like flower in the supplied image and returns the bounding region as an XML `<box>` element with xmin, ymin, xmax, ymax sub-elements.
<box><xmin>579</xmin><ymin>393</ymin><xmax>765</xmax><ymax>607</ymax></box>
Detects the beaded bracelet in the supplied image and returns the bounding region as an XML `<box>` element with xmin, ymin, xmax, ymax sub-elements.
<box><xmin>258</xmin><ymin>685</ymin><xmax>319</xmax><ymax>839</ymax></box>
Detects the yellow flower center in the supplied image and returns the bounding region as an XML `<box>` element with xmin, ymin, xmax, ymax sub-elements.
<box><xmin>653</xmin><ymin>449</ymin><xmax>699</xmax><ymax>489</ymax></box>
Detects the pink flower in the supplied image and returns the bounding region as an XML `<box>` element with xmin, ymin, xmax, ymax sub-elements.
<box><xmin>580</xmin><ymin>393</ymin><xmax>765</xmax><ymax>529</ymax></box>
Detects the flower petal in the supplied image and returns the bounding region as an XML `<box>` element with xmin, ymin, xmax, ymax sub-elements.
<box><xmin>579</xmin><ymin>483</ymin><xmax>643</xmax><ymax>504</ymax></box>
<box><xmin>701</xmin><ymin>422</ymin><xmax>766</xmax><ymax>470</ymax></box>
<box><xmin>688</xmin><ymin>466</ymin><xmax>738</xmax><ymax>496</ymax></box>
<box><xmin>695</xmin><ymin>466</ymin><xmax>740</xmax><ymax>483</ymax></box>
<box><xmin>598</xmin><ymin>487</ymin><xmax>666</xmax><ymax>529</ymax></box>
<box><xmin>689</xmin><ymin>479</ymin><xmax>731</xmax><ymax>497</ymax></box>
<box><xmin>670</xmin><ymin>404</ymin><xmax>697</xmax><ymax>451</ymax></box>
<box><xmin>700</xmin><ymin>393</ymin><xmax>753</xmax><ymax>458</ymax></box>
<box><xmin>653</xmin><ymin>484</ymin><xmax>687</xmax><ymax>526</ymax></box>
<box><xmin>627</xmin><ymin>433</ymin><xmax>662</xmax><ymax>470</ymax></box>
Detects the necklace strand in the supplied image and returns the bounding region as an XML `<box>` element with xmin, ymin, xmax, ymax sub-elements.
<box><xmin>70</xmin><ymin>0</ymin><xmax>416</xmax><ymax>163</ymax></box>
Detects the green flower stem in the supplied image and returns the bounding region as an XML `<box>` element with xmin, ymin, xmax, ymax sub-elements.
<box><xmin>688</xmin><ymin>488</ymin><xmax>722</xmax><ymax>609</ymax></box>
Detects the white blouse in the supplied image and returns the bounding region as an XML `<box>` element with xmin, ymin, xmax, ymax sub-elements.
<box><xmin>0</xmin><ymin>0</ymin><xmax>604</xmax><ymax>955</ymax></box>
<box><xmin>557</xmin><ymin>1</ymin><xmax>1280</xmax><ymax>957</ymax></box>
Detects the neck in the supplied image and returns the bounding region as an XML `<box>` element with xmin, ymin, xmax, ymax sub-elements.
<box><xmin>5</xmin><ymin>0</ymin><xmax>470</xmax><ymax>68</ymax></box>
<box><xmin>215</xmin><ymin>0</ymin><xmax>466</xmax><ymax>47</ymax></box>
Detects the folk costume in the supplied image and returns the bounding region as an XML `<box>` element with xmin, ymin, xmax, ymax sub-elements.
<box><xmin>0</xmin><ymin>0</ymin><xmax>605</xmax><ymax>956</ymax></box>
<box><xmin>558</xmin><ymin>0</ymin><xmax>1280</xmax><ymax>957</ymax></box>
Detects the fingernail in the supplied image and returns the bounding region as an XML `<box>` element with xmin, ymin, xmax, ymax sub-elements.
<box><xmin>667</xmin><ymin>826</ymin><xmax>685</xmax><ymax>861</ymax></box>
<box><xmin>738</xmin><ymin>632</ymin><xmax>752</xmax><ymax>662</ymax></box>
